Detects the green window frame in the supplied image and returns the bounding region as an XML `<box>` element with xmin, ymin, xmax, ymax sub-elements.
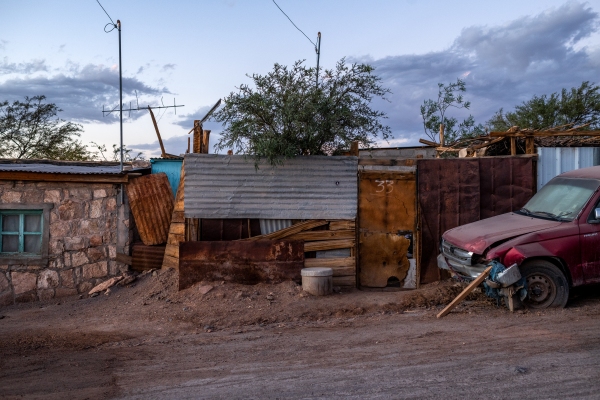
<box><xmin>0</xmin><ymin>203</ymin><xmax>53</xmax><ymax>265</ymax></box>
<box><xmin>0</xmin><ymin>210</ymin><xmax>43</xmax><ymax>255</ymax></box>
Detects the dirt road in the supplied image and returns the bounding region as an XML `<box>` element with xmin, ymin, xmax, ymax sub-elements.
<box><xmin>1</xmin><ymin>270</ymin><xmax>600</xmax><ymax>399</ymax></box>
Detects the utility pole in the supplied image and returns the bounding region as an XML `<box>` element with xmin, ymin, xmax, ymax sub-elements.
<box><xmin>315</xmin><ymin>32</ymin><xmax>321</xmax><ymax>87</ymax></box>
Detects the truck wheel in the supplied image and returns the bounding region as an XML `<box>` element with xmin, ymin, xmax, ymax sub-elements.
<box><xmin>521</xmin><ymin>261</ymin><xmax>569</xmax><ymax>309</ymax></box>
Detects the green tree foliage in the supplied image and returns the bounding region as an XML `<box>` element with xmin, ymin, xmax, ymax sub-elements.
<box><xmin>487</xmin><ymin>81</ymin><xmax>600</xmax><ymax>131</ymax></box>
<box><xmin>213</xmin><ymin>59</ymin><xmax>392</xmax><ymax>166</ymax></box>
<box><xmin>420</xmin><ymin>79</ymin><xmax>485</xmax><ymax>144</ymax></box>
<box><xmin>0</xmin><ymin>95</ymin><xmax>90</xmax><ymax>160</ymax></box>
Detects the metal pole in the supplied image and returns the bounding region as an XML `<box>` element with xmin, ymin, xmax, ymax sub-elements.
<box><xmin>315</xmin><ymin>32</ymin><xmax>321</xmax><ymax>87</ymax></box>
<box><xmin>117</xmin><ymin>20</ymin><xmax>123</xmax><ymax>172</ymax></box>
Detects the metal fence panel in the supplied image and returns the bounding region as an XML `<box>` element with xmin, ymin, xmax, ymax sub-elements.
<box><xmin>184</xmin><ymin>154</ymin><xmax>358</xmax><ymax>219</ymax></box>
<box><xmin>537</xmin><ymin>147</ymin><xmax>600</xmax><ymax>190</ymax></box>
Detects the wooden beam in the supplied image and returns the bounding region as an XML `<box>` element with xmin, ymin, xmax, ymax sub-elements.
<box><xmin>304</xmin><ymin>239</ymin><xmax>354</xmax><ymax>252</ymax></box>
<box><xmin>148</xmin><ymin>107</ymin><xmax>167</xmax><ymax>158</ymax></box>
<box><xmin>490</xmin><ymin>130</ymin><xmax>600</xmax><ymax>138</ymax></box>
<box><xmin>525</xmin><ymin>135</ymin><xmax>535</xmax><ymax>155</ymax></box>
<box><xmin>245</xmin><ymin>220</ymin><xmax>328</xmax><ymax>241</ymax></box>
<box><xmin>439</xmin><ymin>123</ymin><xmax>445</xmax><ymax>147</ymax></box>
<box><xmin>510</xmin><ymin>137</ymin><xmax>516</xmax><ymax>155</ymax></box>
<box><xmin>419</xmin><ymin>138</ymin><xmax>440</xmax><ymax>147</ymax></box>
<box><xmin>193</xmin><ymin>120</ymin><xmax>202</xmax><ymax>153</ymax></box>
<box><xmin>470</xmin><ymin>136</ymin><xmax>505</xmax><ymax>151</ymax></box>
<box><xmin>328</xmin><ymin>220</ymin><xmax>356</xmax><ymax>231</ymax></box>
<box><xmin>0</xmin><ymin>171</ymin><xmax>128</xmax><ymax>183</ymax></box>
<box><xmin>287</xmin><ymin>229</ymin><xmax>354</xmax><ymax>241</ymax></box>
<box><xmin>350</xmin><ymin>141</ymin><xmax>359</xmax><ymax>156</ymax></box>
<box><xmin>202</xmin><ymin>130</ymin><xmax>211</xmax><ymax>154</ymax></box>
<box><xmin>358</xmin><ymin>158</ymin><xmax>416</xmax><ymax>166</ymax></box>
<box><xmin>437</xmin><ymin>266</ymin><xmax>492</xmax><ymax>318</ymax></box>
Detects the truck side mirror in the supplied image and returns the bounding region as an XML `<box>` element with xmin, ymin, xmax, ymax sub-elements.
<box><xmin>595</xmin><ymin>208</ymin><xmax>600</xmax><ymax>220</ymax></box>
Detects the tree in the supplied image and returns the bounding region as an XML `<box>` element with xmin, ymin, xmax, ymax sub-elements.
<box><xmin>420</xmin><ymin>79</ymin><xmax>485</xmax><ymax>144</ymax></box>
<box><xmin>89</xmin><ymin>142</ymin><xmax>145</xmax><ymax>162</ymax></box>
<box><xmin>213</xmin><ymin>59</ymin><xmax>392</xmax><ymax>166</ymax></box>
<box><xmin>487</xmin><ymin>81</ymin><xmax>600</xmax><ymax>131</ymax></box>
<box><xmin>0</xmin><ymin>95</ymin><xmax>90</xmax><ymax>160</ymax></box>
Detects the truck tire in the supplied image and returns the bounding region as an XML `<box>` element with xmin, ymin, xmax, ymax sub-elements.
<box><xmin>521</xmin><ymin>261</ymin><xmax>569</xmax><ymax>309</ymax></box>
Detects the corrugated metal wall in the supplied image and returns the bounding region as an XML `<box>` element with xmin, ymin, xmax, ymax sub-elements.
<box><xmin>184</xmin><ymin>154</ymin><xmax>358</xmax><ymax>219</ymax></box>
<box><xmin>537</xmin><ymin>147</ymin><xmax>600</xmax><ymax>190</ymax></box>
<box><xmin>417</xmin><ymin>157</ymin><xmax>536</xmax><ymax>284</ymax></box>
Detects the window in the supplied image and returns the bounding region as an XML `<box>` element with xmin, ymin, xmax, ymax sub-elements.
<box><xmin>1</xmin><ymin>211</ymin><xmax>43</xmax><ymax>254</ymax></box>
<box><xmin>0</xmin><ymin>203</ymin><xmax>52</xmax><ymax>264</ymax></box>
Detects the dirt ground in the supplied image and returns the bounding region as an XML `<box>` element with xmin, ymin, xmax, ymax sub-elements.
<box><xmin>1</xmin><ymin>269</ymin><xmax>600</xmax><ymax>399</ymax></box>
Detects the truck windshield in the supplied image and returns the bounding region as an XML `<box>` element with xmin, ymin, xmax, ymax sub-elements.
<box><xmin>520</xmin><ymin>177</ymin><xmax>599</xmax><ymax>221</ymax></box>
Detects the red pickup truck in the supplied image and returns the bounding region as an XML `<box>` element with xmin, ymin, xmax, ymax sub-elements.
<box><xmin>438</xmin><ymin>165</ymin><xmax>600</xmax><ymax>309</ymax></box>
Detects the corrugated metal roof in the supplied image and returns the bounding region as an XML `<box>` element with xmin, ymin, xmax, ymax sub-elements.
<box><xmin>537</xmin><ymin>147</ymin><xmax>600</xmax><ymax>189</ymax></box>
<box><xmin>184</xmin><ymin>154</ymin><xmax>358</xmax><ymax>219</ymax></box>
<box><xmin>0</xmin><ymin>160</ymin><xmax>133</xmax><ymax>175</ymax></box>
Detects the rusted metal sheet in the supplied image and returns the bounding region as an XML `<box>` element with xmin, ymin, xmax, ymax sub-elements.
<box><xmin>358</xmin><ymin>171</ymin><xmax>416</xmax><ymax>288</ymax></box>
<box><xmin>131</xmin><ymin>243</ymin><xmax>166</xmax><ymax>272</ymax></box>
<box><xmin>179</xmin><ymin>240</ymin><xmax>305</xmax><ymax>290</ymax></box>
<box><xmin>183</xmin><ymin>154</ymin><xmax>358</xmax><ymax>219</ymax></box>
<box><xmin>126</xmin><ymin>173</ymin><xmax>174</xmax><ymax>245</ymax></box>
<box><xmin>417</xmin><ymin>157</ymin><xmax>535</xmax><ymax>284</ymax></box>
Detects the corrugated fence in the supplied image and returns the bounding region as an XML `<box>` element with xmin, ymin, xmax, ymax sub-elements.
<box><xmin>184</xmin><ymin>154</ymin><xmax>358</xmax><ymax>219</ymax></box>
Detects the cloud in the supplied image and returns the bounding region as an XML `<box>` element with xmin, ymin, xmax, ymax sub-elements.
<box><xmin>161</xmin><ymin>63</ymin><xmax>176</xmax><ymax>72</ymax></box>
<box><xmin>0</xmin><ymin>57</ymin><xmax>48</xmax><ymax>74</ymax></box>
<box><xmin>0</xmin><ymin>62</ymin><xmax>171</xmax><ymax>123</ymax></box>
<box><xmin>0</xmin><ymin>40</ymin><xmax>8</xmax><ymax>51</ymax></box>
<box><xmin>359</xmin><ymin>1</ymin><xmax>600</xmax><ymax>144</ymax></box>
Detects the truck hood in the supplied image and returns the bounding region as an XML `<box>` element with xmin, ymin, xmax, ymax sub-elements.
<box><xmin>443</xmin><ymin>213</ymin><xmax>562</xmax><ymax>254</ymax></box>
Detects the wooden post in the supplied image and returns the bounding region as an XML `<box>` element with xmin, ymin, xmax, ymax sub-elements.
<box><xmin>439</xmin><ymin>124</ymin><xmax>445</xmax><ymax>147</ymax></box>
<box><xmin>525</xmin><ymin>134</ymin><xmax>535</xmax><ymax>155</ymax></box>
<box><xmin>350</xmin><ymin>141</ymin><xmax>359</xmax><ymax>156</ymax></box>
<box><xmin>510</xmin><ymin>136</ymin><xmax>516</xmax><ymax>155</ymax></box>
<box><xmin>148</xmin><ymin>107</ymin><xmax>167</xmax><ymax>158</ymax></box>
<box><xmin>186</xmin><ymin>137</ymin><xmax>190</xmax><ymax>153</ymax></box>
<box><xmin>437</xmin><ymin>266</ymin><xmax>492</xmax><ymax>318</ymax></box>
<box><xmin>193</xmin><ymin>120</ymin><xmax>202</xmax><ymax>153</ymax></box>
<box><xmin>201</xmin><ymin>130</ymin><xmax>211</xmax><ymax>154</ymax></box>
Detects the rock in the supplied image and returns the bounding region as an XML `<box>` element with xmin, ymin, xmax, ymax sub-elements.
<box><xmin>90</xmin><ymin>292</ymin><xmax>99</xmax><ymax>298</ymax></box>
<box><xmin>89</xmin><ymin>235</ymin><xmax>103</xmax><ymax>247</ymax></box>
<box><xmin>82</xmin><ymin>261</ymin><xmax>108</xmax><ymax>279</ymax></box>
<box><xmin>0</xmin><ymin>273</ymin><xmax>9</xmax><ymax>293</ymax></box>
<box><xmin>198</xmin><ymin>285</ymin><xmax>214</xmax><ymax>295</ymax></box>
<box><xmin>266</xmin><ymin>293</ymin><xmax>275</xmax><ymax>301</ymax></box>
<box><xmin>64</xmin><ymin>237</ymin><xmax>86</xmax><ymax>251</ymax></box>
<box><xmin>11</xmin><ymin>272</ymin><xmax>37</xmax><ymax>295</ymax></box>
<box><xmin>89</xmin><ymin>276</ymin><xmax>123</xmax><ymax>295</ymax></box>
<box><xmin>2</xmin><ymin>191</ymin><xmax>22</xmax><ymax>203</ymax></box>
<box><xmin>58</xmin><ymin>200</ymin><xmax>85</xmax><ymax>220</ymax></box>
<box><xmin>37</xmin><ymin>269</ymin><xmax>59</xmax><ymax>289</ymax></box>
<box><xmin>93</xmin><ymin>189</ymin><xmax>107</xmax><ymax>199</ymax></box>
<box><xmin>71</xmin><ymin>251</ymin><xmax>89</xmax><ymax>268</ymax></box>
<box><xmin>44</xmin><ymin>189</ymin><xmax>61</xmax><ymax>203</ymax></box>
<box><xmin>89</xmin><ymin>199</ymin><xmax>103</xmax><ymax>218</ymax></box>
<box><xmin>118</xmin><ymin>274</ymin><xmax>136</xmax><ymax>286</ymax></box>
<box><xmin>104</xmin><ymin>288</ymin><xmax>111</xmax><ymax>296</ymax></box>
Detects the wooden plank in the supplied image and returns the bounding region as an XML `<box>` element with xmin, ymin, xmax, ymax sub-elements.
<box><xmin>490</xmin><ymin>129</ymin><xmax>600</xmax><ymax>138</ymax></box>
<box><xmin>350</xmin><ymin>141</ymin><xmax>359</xmax><ymax>156</ymax></box>
<box><xmin>305</xmin><ymin>257</ymin><xmax>355</xmax><ymax>270</ymax></box>
<box><xmin>437</xmin><ymin>266</ymin><xmax>492</xmax><ymax>318</ymax></box>
<box><xmin>287</xmin><ymin>229</ymin><xmax>354</xmax><ymax>241</ymax></box>
<box><xmin>245</xmin><ymin>220</ymin><xmax>328</xmax><ymax>241</ymax></box>
<box><xmin>162</xmin><ymin>162</ymin><xmax>186</xmax><ymax>270</ymax></box>
<box><xmin>510</xmin><ymin>137</ymin><xmax>516</xmax><ymax>155</ymax></box>
<box><xmin>0</xmin><ymin>171</ymin><xmax>128</xmax><ymax>183</ymax></box>
<box><xmin>525</xmin><ymin>136</ymin><xmax>535</xmax><ymax>154</ymax></box>
<box><xmin>116</xmin><ymin>253</ymin><xmax>132</xmax><ymax>265</ymax></box>
<box><xmin>328</xmin><ymin>220</ymin><xmax>355</xmax><ymax>231</ymax></box>
<box><xmin>304</xmin><ymin>239</ymin><xmax>354</xmax><ymax>252</ymax></box>
<box><xmin>148</xmin><ymin>107</ymin><xmax>167</xmax><ymax>158</ymax></box>
<box><xmin>419</xmin><ymin>138</ymin><xmax>439</xmax><ymax>147</ymax></box>
<box><xmin>358</xmin><ymin>158</ymin><xmax>416</xmax><ymax>167</ymax></box>
<box><xmin>470</xmin><ymin>136</ymin><xmax>504</xmax><ymax>150</ymax></box>
<box><xmin>202</xmin><ymin>130</ymin><xmax>211</xmax><ymax>154</ymax></box>
<box><xmin>333</xmin><ymin>276</ymin><xmax>356</xmax><ymax>287</ymax></box>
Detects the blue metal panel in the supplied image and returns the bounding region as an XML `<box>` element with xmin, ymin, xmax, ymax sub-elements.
<box><xmin>150</xmin><ymin>159</ymin><xmax>183</xmax><ymax>197</ymax></box>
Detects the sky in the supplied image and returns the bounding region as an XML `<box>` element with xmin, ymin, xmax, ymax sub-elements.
<box><xmin>1</xmin><ymin>0</ymin><xmax>600</xmax><ymax>158</ymax></box>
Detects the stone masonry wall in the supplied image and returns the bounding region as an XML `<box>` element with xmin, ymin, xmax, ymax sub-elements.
<box><xmin>0</xmin><ymin>181</ymin><xmax>131</xmax><ymax>305</ymax></box>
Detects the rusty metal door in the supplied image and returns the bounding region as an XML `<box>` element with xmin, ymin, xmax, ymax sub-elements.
<box><xmin>358</xmin><ymin>171</ymin><xmax>417</xmax><ymax>288</ymax></box>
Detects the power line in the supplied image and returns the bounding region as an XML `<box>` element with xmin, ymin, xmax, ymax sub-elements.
<box><xmin>95</xmin><ymin>0</ymin><xmax>115</xmax><ymax>26</ymax></box>
<box><xmin>272</xmin><ymin>0</ymin><xmax>316</xmax><ymax>50</ymax></box>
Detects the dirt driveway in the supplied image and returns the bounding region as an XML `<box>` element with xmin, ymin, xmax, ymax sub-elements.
<box><xmin>1</xmin><ymin>269</ymin><xmax>600</xmax><ymax>399</ymax></box>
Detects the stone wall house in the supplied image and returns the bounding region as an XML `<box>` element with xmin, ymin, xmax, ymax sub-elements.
<box><xmin>0</xmin><ymin>160</ymin><xmax>149</xmax><ymax>305</ymax></box>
